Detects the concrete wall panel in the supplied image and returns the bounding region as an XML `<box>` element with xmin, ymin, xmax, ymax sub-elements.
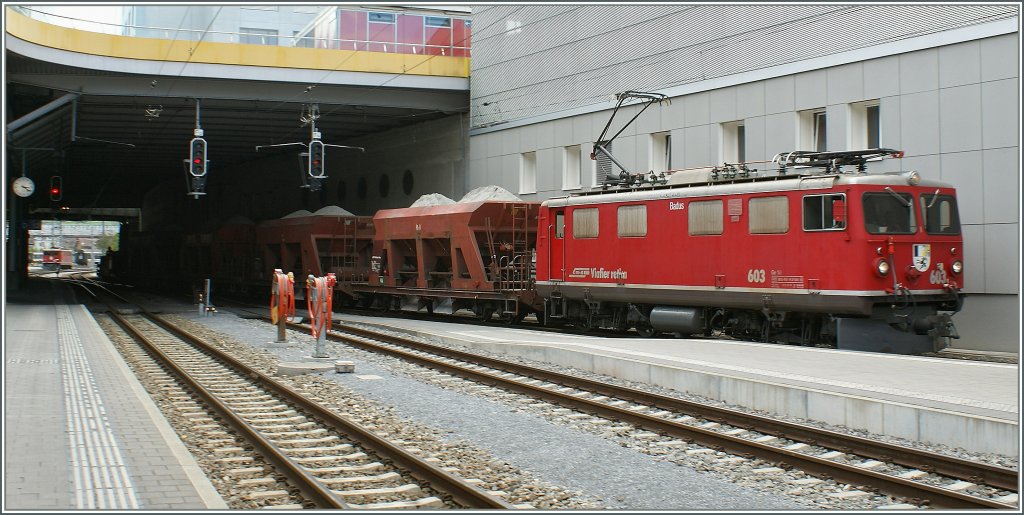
<box><xmin>984</xmin><ymin>223</ymin><xmax>1019</xmax><ymax>295</ymax></box>
<box><xmin>709</xmin><ymin>86</ymin><xmax>738</xmax><ymax>124</ymax></box>
<box><xmin>682</xmin><ymin>125</ymin><xmax>712</xmax><ymax>168</ymax></box>
<box><xmin>684</xmin><ymin>91</ymin><xmax>710</xmax><ymax>127</ymax></box>
<box><xmin>939</xmin><ymin>84</ymin><xmax>982</xmax><ymax>153</ymax></box>
<box><xmin>794</xmin><ymin>69</ymin><xmax>827</xmax><ymax>111</ymax></box>
<box><xmin>938</xmin><ymin>40</ymin><xmax>981</xmax><ymax>88</ymax></box>
<box><xmin>553</xmin><ymin>118</ymin><xmax>574</xmax><ymax>147</ymax></box>
<box><xmin>763</xmin><ymin>112</ymin><xmax>797</xmax><ymax>158</ymax></box>
<box><xmin>960</xmin><ymin>224</ymin><xmax>986</xmax><ymax>293</ymax></box>
<box><xmin>982</xmin><ymin>147</ymin><xmax>1019</xmax><ymax>225</ymax></box>
<box><xmin>743</xmin><ymin>116</ymin><xmax>767</xmax><ymax>163</ymax></box>
<box><xmin>981</xmin><ymin>78</ymin><xmax>1019</xmax><ymax>149</ymax></box>
<box><xmin>899</xmin><ymin>47</ymin><xmax>938</xmax><ymax>95</ymax></box>
<box><xmin>827</xmin><ymin>62</ymin><xmax>864</xmax><ymax>105</ymax></box>
<box><xmin>877</xmin><ymin>96</ymin><xmax>901</xmax><ymax>151</ymax></box>
<box><xmin>736</xmin><ymin>81</ymin><xmax>766</xmax><ymax>120</ymax></box>
<box><xmin>899</xmin><ymin>90</ymin><xmax>940</xmax><ymax>156</ymax></box>
<box><xmin>764</xmin><ymin>75</ymin><xmax>795</xmax><ymax>115</ymax></box>
<box><xmin>980</xmin><ymin>33</ymin><xmax>1019</xmax><ymax>82</ymax></box>
<box><xmin>939</xmin><ymin>151</ymin><xmax>984</xmax><ymax>225</ymax></box>
<box><xmin>863</xmin><ymin>55</ymin><xmax>900</xmax><ymax>100</ymax></box>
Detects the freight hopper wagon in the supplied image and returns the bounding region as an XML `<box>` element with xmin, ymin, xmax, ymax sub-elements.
<box><xmin>256</xmin><ymin>206</ymin><xmax>375</xmax><ymax>303</ymax></box>
<box><xmin>209</xmin><ymin>216</ymin><xmax>260</xmax><ymax>294</ymax></box>
<box><xmin>102</xmin><ymin>225</ymin><xmax>185</xmax><ymax>291</ymax></box>
<box><xmin>536</xmin><ymin>149</ymin><xmax>964</xmax><ymax>355</ymax></box>
<box><xmin>357</xmin><ymin>201</ymin><xmax>544</xmax><ymax>322</ymax></box>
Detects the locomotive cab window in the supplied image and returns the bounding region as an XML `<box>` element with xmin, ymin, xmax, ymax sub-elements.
<box><xmin>803</xmin><ymin>194</ymin><xmax>846</xmax><ymax>231</ymax></box>
<box><xmin>919</xmin><ymin>193</ymin><xmax>961</xmax><ymax>235</ymax></box>
<box><xmin>572</xmin><ymin>208</ymin><xmax>599</xmax><ymax>239</ymax></box>
<box><xmin>688</xmin><ymin>199</ymin><xmax>723</xmax><ymax>235</ymax></box>
<box><xmin>863</xmin><ymin>191</ymin><xmax>916</xmax><ymax>234</ymax></box>
<box><xmin>617</xmin><ymin>205</ymin><xmax>647</xmax><ymax>237</ymax></box>
<box><xmin>554</xmin><ymin>211</ymin><xmax>565</xmax><ymax>238</ymax></box>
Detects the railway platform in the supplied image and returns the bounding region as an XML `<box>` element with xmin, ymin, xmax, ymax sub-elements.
<box><xmin>3</xmin><ymin>277</ymin><xmax>226</xmax><ymax>510</ymax></box>
<box><xmin>335</xmin><ymin>313</ymin><xmax>1019</xmax><ymax>457</ymax></box>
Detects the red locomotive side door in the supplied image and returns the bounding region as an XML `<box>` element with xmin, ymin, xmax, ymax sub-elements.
<box><xmin>550</xmin><ymin>209</ymin><xmax>565</xmax><ymax>281</ymax></box>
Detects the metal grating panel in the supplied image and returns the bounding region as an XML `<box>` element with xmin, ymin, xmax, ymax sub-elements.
<box><xmin>470</xmin><ymin>4</ymin><xmax>1019</xmax><ymax>129</ymax></box>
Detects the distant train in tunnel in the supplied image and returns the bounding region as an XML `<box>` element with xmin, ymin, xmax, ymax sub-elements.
<box><xmin>102</xmin><ymin>149</ymin><xmax>965</xmax><ymax>355</ymax></box>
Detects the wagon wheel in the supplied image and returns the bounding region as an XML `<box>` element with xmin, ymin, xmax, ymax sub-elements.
<box><xmin>504</xmin><ymin>310</ymin><xmax>528</xmax><ymax>325</ymax></box>
<box><xmin>635</xmin><ymin>325</ymin><xmax>659</xmax><ymax>338</ymax></box>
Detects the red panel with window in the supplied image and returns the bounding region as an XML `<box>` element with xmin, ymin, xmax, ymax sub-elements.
<box><xmin>424</xmin><ymin>15</ymin><xmax>452</xmax><ymax>55</ymax></box>
<box><xmin>397</xmin><ymin>14</ymin><xmax>424</xmax><ymax>54</ymax></box>
<box><xmin>452</xmin><ymin>18</ymin><xmax>471</xmax><ymax>57</ymax></box>
<box><xmin>339</xmin><ymin>9</ymin><xmax>367</xmax><ymax>51</ymax></box>
<box><xmin>367</xmin><ymin>11</ymin><xmax>397</xmax><ymax>52</ymax></box>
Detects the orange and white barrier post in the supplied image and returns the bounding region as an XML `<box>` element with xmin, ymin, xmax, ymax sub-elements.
<box><xmin>270</xmin><ymin>269</ymin><xmax>295</xmax><ymax>343</ymax></box>
<box><xmin>307</xmin><ymin>273</ymin><xmax>336</xmax><ymax>358</ymax></box>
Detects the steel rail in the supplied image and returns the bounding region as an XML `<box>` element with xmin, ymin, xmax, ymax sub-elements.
<box><xmin>145</xmin><ymin>312</ymin><xmax>513</xmax><ymax>510</ymax></box>
<box><xmin>332</xmin><ymin>323</ymin><xmax>1018</xmax><ymax>493</ymax></box>
<box><xmin>108</xmin><ymin>311</ymin><xmax>349</xmax><ymax>509</ymax></box>
<box><xmin>312</xmin><ymin>321</ymin><xmax>1016</xmax><ymax>509</ymax></box>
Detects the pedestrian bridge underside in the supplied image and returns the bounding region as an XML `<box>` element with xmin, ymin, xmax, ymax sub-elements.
<box><xmin>5</xmin><ymin>6</ymin><xmax>469</xmax><ymax>213</ymax></box>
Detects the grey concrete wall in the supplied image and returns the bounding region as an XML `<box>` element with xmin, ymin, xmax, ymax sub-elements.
<box><xmin>467</xmin><ymin>33</ymin><xmax>1020</xmax><ymax>353</ymax></box>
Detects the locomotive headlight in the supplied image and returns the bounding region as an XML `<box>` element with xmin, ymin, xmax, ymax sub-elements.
<box><xmin>951</xmin><ymin>260</ymin><xmax>963</xmax><ymax>274</ymax></box>
<box><xmin>875</xmin><ymin>258</ymin><xmax>890</xmax><ymax>276</ymax></box>
<box><xmin>906</xmin><ymin>171</ymin><xmax>921</xmax><ymax>185</ymax></box>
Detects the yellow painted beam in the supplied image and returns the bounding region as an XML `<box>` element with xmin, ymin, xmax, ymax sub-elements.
<box><xmin>4</xmin><ymin>7</ymin><xmax>469</xmax><ymax>78</ymax></box>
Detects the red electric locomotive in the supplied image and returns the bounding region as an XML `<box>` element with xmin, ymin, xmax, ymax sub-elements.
<box><xmin>41</xmin><ymin>248</ymin><xmax>73</xmax><ymax>271</ymax></box>
<box><xmin>535</xmin><ymin>149</ymin><xmax>964</xmax><ymax>354</ymax></box>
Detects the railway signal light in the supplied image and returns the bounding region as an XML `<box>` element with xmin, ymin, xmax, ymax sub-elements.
<box><xmin>189</xmin><ymin>137</ymin><xmax>208</xmax><ymax>177</ymax></box>
<box><xmin>49</xmin><ymin>175</ymin><xmax>62</xmax><ymax>201</ymax></box>
<box><xmin>308</xmin><ymin>139</ymin><xmax>325</xmax><ymax>177</ymax></box>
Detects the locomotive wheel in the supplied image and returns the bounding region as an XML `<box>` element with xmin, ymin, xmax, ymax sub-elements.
<box><xmin>635</xmin><ymin>325</ymin><xmax>659</xmax><ymax>338</ymax></box>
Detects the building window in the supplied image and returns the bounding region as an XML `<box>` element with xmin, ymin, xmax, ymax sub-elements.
<box><xmin>240</xmin><ymin>27</ymin><xmax>278</xmax><ymax>45</ymax></box>
<box><xmin>519</xmin><ymin>151</ymin><xmax>536</xmax><ymax>194</ymax></box>
<box><xmin>563</xmin><ymin>145</ymin><xmax>582</xmax><ymax>190</ymax></box>
<box><xmin>849</xmin><ymin>101</ymin><xmax>880</xmax><ymax>149</ymax></box>
<box><xmin>425</xmin><ymin>16</ymin><xmax>451</xmax><ymax>27</ymax></box>
<box><xmin>572</xmin><ymin>208</ymin><xmax>599</xmax><ymax>239</ymax></box>
<box><xmin>803</xmin><ymin>194</ymin><xmax>847</xmax><ymax>231</ymax></box>
<box><xmin>799</xmin><ymin>109</ymin><xmax>827</xmax><ymax>151</ymax></box>
<box><xmin>688</xmin><ymin>199</ymin><xmax>723</xmax><ymax>236</ymax></box>
<box><xmin>721</xmin><ymin>121</ymin><xmax>745</xmax><ymax>163</ymax></box>
<box><xmin>617</xmin><ymin>205</ymin><xmax>647</xmax><ymax>237</ymax></box>
<box><xmin>368</xmin><ymin>12</ymin><xmax>396</xmax><ymax>23</ymax></box>
<box><xmin>748</xmin><ymin>196</ymin><xmax>789</xmax><ymax>234</ymax></box>
<box><xmin>650</xmin><ymin>132</ymin><xmax>671</xmax><ymax>172</ymax></box>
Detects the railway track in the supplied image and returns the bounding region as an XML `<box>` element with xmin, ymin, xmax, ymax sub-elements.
<box><xmin>261</xmin><ymin>316</ymin><xmax>1018</xmax><ymax>510</ymax></box>
<box><xmin>58</xmin><ymin>271</ymin><xmax>516</xmax><ymax>509</ymax></box>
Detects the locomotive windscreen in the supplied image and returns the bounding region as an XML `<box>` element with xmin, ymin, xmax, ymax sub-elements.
<box><xmin>863</xmin><ymin>192</ymin><xmax>917</xmax><ymax>234</ymax></box>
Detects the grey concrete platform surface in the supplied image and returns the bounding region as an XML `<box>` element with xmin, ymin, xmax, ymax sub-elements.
<box><xmin>4</xmin><ymin>278</ymin><xmax>226</xmax><ymax>510</ymax></box>
<box><xmin>335</xmin><ymin>313</ymin><xmax>1020</xmax><ymax>457</ymax></box>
